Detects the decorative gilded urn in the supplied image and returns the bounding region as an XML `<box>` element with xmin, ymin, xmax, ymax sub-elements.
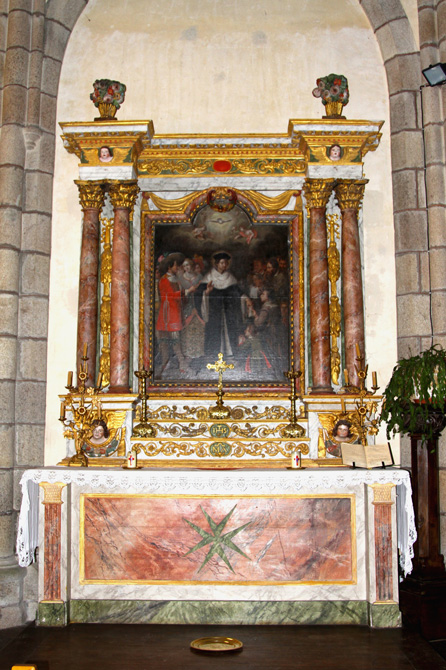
<box><xmin>312</xmin><ymin>74</ymin><xmax>349</xmax><ymax>119</ymax></box>
<box><xmin>90</xmin><ymin>79</ymin><xmax>126</xmax><ymax>121</ymax></box>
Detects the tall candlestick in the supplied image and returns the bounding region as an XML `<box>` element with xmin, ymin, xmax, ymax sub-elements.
<box><xmin>60</xmin><ymin>401</ymin><xmax>65</xmax><ymax>420</ymax></box>
<box><xmin>83</xmin><ymin>342</ymin><xmax>88</xmax><ymax>357</ymax></box>
<box><xmin>372</xmin><ymin>371</ymin><xmax>377</xmax><ymax>387</ymax></box>
<box><xmin>67</xmin><ymin>371</ymin><xmax>73</xmax><ymax>387</ymax></box>
<box><xmin>96</xmin><ymin>372</ymin><xmax>103</xmax><ymax>389</ymax></box>
<box><xmin>355</xmin><ymin>342</ymin><xmax>361</xmax><ymax>358</ymax></box>
<box><xmin>341</xmin><ymin>398</ymin><xmax>345</xmax><ymax>414</ymax></box>
<box><xmin>97</xmin><ymin>402</ymin><xmax>102</xmax><ymax>420</ymax></box>
<box><xmin>344</xmin><ymin>369</ymin><xmax>349</xmax><ymax>386</ymax></box>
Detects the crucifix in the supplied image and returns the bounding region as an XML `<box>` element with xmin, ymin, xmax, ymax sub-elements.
<box><xmin>207</xmin><ymin>352</ymin><xmax>234</xmax><ymax>420</ymax></box>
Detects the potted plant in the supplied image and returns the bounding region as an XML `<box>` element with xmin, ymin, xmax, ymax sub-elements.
<box><xmin>382</xmin><ymin>345</ymin><xmax>446</xmax><ymax>639</ymax></box>
<box><xmin>380</xmin><ymin>344</ymin><xmax>446</xmax><ymax>443</ymax></box>
<box><xmin>90</xmin><ymin>79</ymin><xmax>126</xmax><ymax>120</ymax></box>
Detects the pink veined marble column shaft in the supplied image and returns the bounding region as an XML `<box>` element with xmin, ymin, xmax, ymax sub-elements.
<box><xmin>335</xmin><ymin>180</ymin><xmax>367</xmax><ymax>388</ymax></box>
<box><xmin>75</xmin><ymin>181</ymin><xmax>104</xmax><ymax>385</ymax></box>
<box><xmin>308</xmin><ymin>206</ymin><xmax>332</xmax><ymax>393</ymax></box>
<box><xmin>109</xmin><ymin>181</ymin><xmax>139</xmax><ymax>393</ymax></box>
<box><xmin>341</xmin><ymin>208</ymin><xmax>365</xmax><ymax>387</ymax></box>
<box><xmin>43</xmin><ymin>504</ymin><xmax>62</xmax><ymax>601</ymax></box>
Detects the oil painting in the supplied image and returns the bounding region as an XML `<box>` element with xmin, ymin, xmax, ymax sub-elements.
<box><xmin>148</xmin><ymin>203</ymin><xmax>291</xmax><ymax>385</ymax></box>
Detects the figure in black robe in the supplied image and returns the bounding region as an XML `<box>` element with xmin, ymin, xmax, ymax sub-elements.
<box><xmin>195</xmin><ymin>252</ymin><xmax>244</xmax><ymax>359</ymax></box>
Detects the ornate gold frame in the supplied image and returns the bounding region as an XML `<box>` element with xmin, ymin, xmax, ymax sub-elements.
<box><xmin>139</xmin><ymin>188</ymin><xmax>305</xmax><ymax>390</ymax></box>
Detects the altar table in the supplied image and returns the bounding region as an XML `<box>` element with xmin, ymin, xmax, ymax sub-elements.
<box><xmin>17</xmin><ymin>467</ymin><xmax>415</xmax><ymax>628</ymax></box>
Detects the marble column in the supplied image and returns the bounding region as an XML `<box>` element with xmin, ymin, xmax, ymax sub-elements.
<box><xmin>304</xmin><ymin>179</ymin><xmax>335</xmax><ymax>393</ymax></box>
<box><xmin>108</xmin><ymin>181</ymin><xmax>139</xmax><ymax>393</ymax></box>
<box><xmin>334</xmin><ymin>180</ymin><xmax>367</xmax><ymax>388</ymax></box>
<box><xmin>371</xmin><ymin>483</ymin><xmax>396</xmax><ymax>603</ymax></box>
<box><xmin>75</xmin><ymin>181</ymin><xmax>105</xmax><ymax>385</ymax></box>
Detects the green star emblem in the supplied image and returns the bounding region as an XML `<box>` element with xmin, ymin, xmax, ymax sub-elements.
<box><xmin>183</xmin><ymin>504</ymin><xmax>251</xmax><ymax>573</ymax></box>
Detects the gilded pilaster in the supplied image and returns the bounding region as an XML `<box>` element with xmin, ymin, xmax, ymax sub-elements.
<box><xmin>327</xmin><ymin>214</ymin><xmax>341</xmax><ymax>386</ymax></box>
<box><xmin>304</xmin><ymin>179</ymin><xmax>335</xmax><ymax>393</ymax></box>
<box><xmin>99</xmin><ymin>217</ymin><xmax>113</xmax><ymax>387</ymax></box>
<box><xmin>335</xmin><ymin>179</ymin><xmax>367</xmax><ymax>388</ymax></box>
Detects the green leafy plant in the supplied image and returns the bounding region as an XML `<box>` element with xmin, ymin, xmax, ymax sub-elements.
<box><xmin>380</xmin><ymin>345</ymin><xmax>446</xmax><ymax>443</ymax></box>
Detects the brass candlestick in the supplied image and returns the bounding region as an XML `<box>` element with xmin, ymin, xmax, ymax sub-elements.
<box><xmin>60</xmin><ymin>347</ymin><xmax>103</xmax><ymax>467</ymax></box>
<box><xmin>132</xmin><ymin>368</ymin><xmax>156</xmax><ymax>438</ymax></box>
<box><xmin>281</xmin><ymin>370</ymin><xmax>305</xmax><ymax>438</ymax></box>
<box><xmin>207</xmin><ymin>353</ymin><xmax>234</xmax><ymax>420</ymax></box>
<box><xmin>341</xmin><ymin>345</ymin><xmax>380</xmax><ymax>446</ymax></box>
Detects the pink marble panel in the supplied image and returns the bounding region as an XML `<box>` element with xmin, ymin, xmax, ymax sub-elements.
<box><xmin>81</xmin><ymin>496</ymin><xmax>354</xmax><ymax>584</ymax></box>
<box><xmin>44</xmin><ymin>504</ymin><xmax>61</xmax><ymax>600</ymax></box>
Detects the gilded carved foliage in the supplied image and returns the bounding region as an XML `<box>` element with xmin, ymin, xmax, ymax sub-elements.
<box><xmin>99</xmin><ymin>216</ymin><xmax>113</xmax><ymax>387</ymax></box>
<box><xmin>108</xmin><ymin>180</ymin><xmax>139</xmax><ymax>209</ymax></box>
<box><xmin>334</xmin><ymin>180</ymin><xmax>367</xmax><ymax>213</ymax></box>
<box><xmin>327</xmin><ymin>213</ymin><xmax>341</xmax><ymax>385</ymax></box>
<box><xmin>303</xmin><ymin>179</ymin><xmax>335</xmax><ymax>209</ymax></box>
<box><xmin>75</xmin><ymin>180</ymin><xmax>105</xmax><ymax>210</ymax></box>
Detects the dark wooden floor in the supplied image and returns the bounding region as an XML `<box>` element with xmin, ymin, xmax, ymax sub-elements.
<box><xmin>1</xmin><ymin>623</ymin><xmax>446</xmax><ymax>670</ymax></box>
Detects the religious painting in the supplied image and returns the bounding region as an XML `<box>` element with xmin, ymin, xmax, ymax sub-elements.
<box><xmin>142</xmin><ymin>197</ymin><xmax>299</xmax><ymax>387</ymax></box>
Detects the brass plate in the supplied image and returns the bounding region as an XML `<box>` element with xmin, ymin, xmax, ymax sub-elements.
<box><xmin>190</xmin><ymin>637</ymin><xmax>243</xmax><ymax>653</ymax></box>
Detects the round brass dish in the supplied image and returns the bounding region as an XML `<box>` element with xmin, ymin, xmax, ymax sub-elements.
<box><xmin>190</xmin><ymin>636</ymin><xmax>243</xmax><ymax>653</ymax></box>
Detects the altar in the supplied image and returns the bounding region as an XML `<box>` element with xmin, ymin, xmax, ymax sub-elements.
<box><xmin>18</xmin><ymin>466</ymin><xmax>415</xmax><ymax>628</ymax></box>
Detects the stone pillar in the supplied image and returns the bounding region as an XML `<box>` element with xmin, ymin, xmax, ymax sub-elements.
<box><xmin>75</xmin><ymin>181</ymin><xmax>105</xmax><ymax>385</ymax></box>
<box><xmin>108</xmin><ymin>181</ymin><xmax>139</xmax><ymax>393</ymax></box>
<box><xmin>335</xmin><ymin>180</ymin><xmax>367</xmax><ymax>387</ymax></box>
<box><xmin>304</xmin><ymin>179</ymin><xmax>335</xmax><ymax>393</ymax></box>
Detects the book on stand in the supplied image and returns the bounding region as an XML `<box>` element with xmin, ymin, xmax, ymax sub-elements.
<box><xmin>341</xmin><ymin>443</ymin><xmax>394</xmax><ymax>469</ymax></box>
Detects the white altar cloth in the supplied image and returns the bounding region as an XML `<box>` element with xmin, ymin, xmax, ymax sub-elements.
<box><xmin>17</xmin><ymin>466</ymin><xmax>416</xmax><ymax>575</ymax></box>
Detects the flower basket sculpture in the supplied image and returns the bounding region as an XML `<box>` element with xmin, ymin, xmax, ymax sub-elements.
<box><xmin>90</xmin><ymin>79</ymin><xmax>126</xmax><ymax>121</ymax></box>
<box><xmin>312</xmin><ymin>74</ymin><xmax>349</xmax><ymax>118</ymax></box>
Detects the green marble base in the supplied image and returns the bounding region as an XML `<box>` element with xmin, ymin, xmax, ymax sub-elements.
<box><xmin>37</xmin><ymin>601</ymin><xmax>68</xmax><ymax>626</ymax></box>
<box><xmin>70</xmin><ymin>600</ymin><xmax>372</xmax><ymax>625</ymax></box>
<box><xmin>370</xmin><ymin>603</ymin><xmax>402</xmax><ymax>628</ymax></box>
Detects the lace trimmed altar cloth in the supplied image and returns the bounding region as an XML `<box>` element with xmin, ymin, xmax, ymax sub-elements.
<box><xmin>17</xmin><ymin>466</ymin><xmax>416</xmax><ymax>576</ymax></box>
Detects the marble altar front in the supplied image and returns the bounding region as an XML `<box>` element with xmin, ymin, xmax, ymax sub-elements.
<box><xmin>18</xmin><ymin>467</ymin><xmax>415</xmax><ymax>628</ymax></box>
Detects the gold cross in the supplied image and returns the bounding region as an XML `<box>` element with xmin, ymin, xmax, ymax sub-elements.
<box><xmin>207</xmin><ymin>352</ymin><xmax>234</xmax><ymax>390</ymax></box>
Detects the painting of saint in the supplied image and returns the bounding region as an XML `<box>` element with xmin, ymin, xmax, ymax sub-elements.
<box><xmin>150</xmin><ymin>203</ymin><xmax>291</xmax><ymax>384</ymax></box>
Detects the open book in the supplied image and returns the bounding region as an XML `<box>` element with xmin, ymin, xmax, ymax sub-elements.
<box><xmin>341</xmin><ymin>443</ymin><xmax>394</xmax><ymax>469</ymax></box>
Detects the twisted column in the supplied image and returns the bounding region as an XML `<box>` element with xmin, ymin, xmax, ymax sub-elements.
<box><xmin>304</xmin><ymin>179</ymin><xmax>335</xmax><ymax>393</ymax></box>
<box><xmin>75</xmin><ymin>181</ymin><xmax>105</xmax><ymax>385</ymax></box>
<box><xmin>335</xmin><ymin>180</ymin><xmax>367</xmax><ymax>388</ymax></box>
<box><xmin>108</xmin><ymin>181</ymin><xmax>139</xmax><ymax>393</ymax></box>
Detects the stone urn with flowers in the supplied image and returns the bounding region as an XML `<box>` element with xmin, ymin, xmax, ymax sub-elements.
<box><xmin>312</xmin><ymin>74</ymin><xmax>349</xmax><ymax>118</ymax></box>
<box><xmin>90</xmin><ymin>79</ymin><xmax>126</xmax><ymax>121</ymax></box>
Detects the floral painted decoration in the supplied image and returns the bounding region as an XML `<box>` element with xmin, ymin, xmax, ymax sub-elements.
<box><xmin>312</xmin><ymin>74</ymin><xmax>349</xmax><ymax>107</ymax></box>
<box><xmin>90</xmin><ymin>79</ymin><xmax>126</xmax><ymax>110</ymax></box>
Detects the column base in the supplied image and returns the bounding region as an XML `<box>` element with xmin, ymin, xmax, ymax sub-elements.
<box><xmin>399</xmin><ymin>574</ymin><xmax>446</xmax><ymax>640</ymax></box>
<box><xmin>37</xmin><ymin>601</ymin><xmax>68</xmax><ymax>627</ymax></box>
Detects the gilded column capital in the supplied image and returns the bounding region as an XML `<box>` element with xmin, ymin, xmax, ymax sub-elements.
<box><xmin>39</xmin><ymin>482</ymin><xmax>66</xmax><ymax>504</ymax></box>
<box><xmin>304</xmin><ymin>179</ymin><xmax>335</xmax><ymax>209</ymax></box>
<box><xmin>334</xmin><ymin>179</ymin><xmax>368</xmax><ymax>212</ymax></box>
<box><xmin>370</xmin><ymin>483</ymin><xmax>395</xmax><ymax>505</ymax></box>
<box><xmin>108</xmin><ymin>181</ymin><xmax>139</xmax><ymax>209</ymax></box>
<box><xmin>75</xmin><ymin>180</ymin><xmax>105</xmax><ymax>210</ymax></box>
